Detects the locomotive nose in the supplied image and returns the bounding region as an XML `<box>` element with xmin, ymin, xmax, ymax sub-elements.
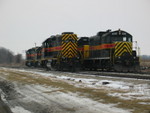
<box><xmin>121</xmin><ymin>52</ymin><xmax>134</xmax><ymax>66</ymax></box>
<box><xmin>61</xmin><ymin>34</ymin><xmax>78</xmax><ymax>58</ymax></box>
<box><xmin>114</xmin><ymin>42</ymin><xmax>133</xmax><ymax>66</ymax></box>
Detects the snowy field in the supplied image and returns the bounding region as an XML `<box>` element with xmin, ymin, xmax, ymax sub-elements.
<box><xmin>0</xmin><ymin>67</ymin><xmax>150</xmax><ymax>113</ymax></box>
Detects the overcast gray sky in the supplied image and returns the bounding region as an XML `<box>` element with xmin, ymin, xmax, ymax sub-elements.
<box><xmin>0</xmin><ymin>0</ymin><xmax>150</xmax><ymax>55</ymax></box>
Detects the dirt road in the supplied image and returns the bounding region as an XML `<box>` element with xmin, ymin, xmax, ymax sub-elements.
<box><xmin>0</xmin><ymin>67</ymin><xmax>150</xmax><ymax>113</ymax></box>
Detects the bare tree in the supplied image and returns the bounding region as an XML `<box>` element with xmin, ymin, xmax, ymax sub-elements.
<box><xmin>14</xmin><ymin>54</ymin><xmax>22</xmax><ymax>64</ymax></box>
<box><xmin>0</xmin><ymin>47</ymin><xmax>14</xmax><ymax>64</ymax></box>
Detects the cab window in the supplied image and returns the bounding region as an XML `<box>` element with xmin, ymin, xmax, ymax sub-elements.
<box><xmin>128</xmin><ymin>37</ymin><xmax>132</xmax><ymax>42</ymax></box>
<box><xmin>123</xmin><ymin>37</ymin><xmax>127</xmax><ymax>41</ymax></box>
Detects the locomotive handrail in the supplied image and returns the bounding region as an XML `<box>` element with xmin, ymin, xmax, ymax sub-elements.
<box><xmin>133</xmin><ymin>41</ymin><xmax>140</xmax><ymax>57</ymax></box>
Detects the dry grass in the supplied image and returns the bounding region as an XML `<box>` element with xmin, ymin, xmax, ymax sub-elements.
<box><xmin>140</xmin><ymin>60</ymin><xmax>150</xmax><ymax>73</ymax></box>
<box><xmin>141</xmin><ymin>60</ymin><xmax>150</xmax><ymax>67</ymax></box>
<box><xmin>0</xmin><ymin>68</ymin><xmax>150</xmax><ymax>113</ymax></box>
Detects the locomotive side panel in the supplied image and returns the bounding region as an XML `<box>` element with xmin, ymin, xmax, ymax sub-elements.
<box><xmin>34</xmin><ymin>47</ymin><xmax>42</xmax><ymax>67</ymax></box>
<box><xmin>25</xmin><ymin>47</ymin><xmax>37</xmax><ymax>67</ymax></box>
<box><xmin>41</xmin><ymin>35</ymin><xmax>62</xmax><ymax>69</ymax></box>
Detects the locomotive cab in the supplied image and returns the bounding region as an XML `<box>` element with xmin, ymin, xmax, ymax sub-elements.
<box><xmin>78</xmin><ymin>37</ymin><xmax>90</xmax><ymax>59</ymax></box>
<box><xmin>110</xmin><ymin>30</ymin><xmax>140</xmax><ymax>72</ymax></box>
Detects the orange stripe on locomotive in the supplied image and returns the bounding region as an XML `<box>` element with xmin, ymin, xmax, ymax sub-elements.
<box><xmin>78</xmin><ymin>43</ymin><xmax>115</xmax><ymax>51</ymax></box>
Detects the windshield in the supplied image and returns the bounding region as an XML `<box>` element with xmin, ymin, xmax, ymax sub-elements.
<box><xmin>111</xmin><ymin>36</ymin><xmax>132</xmax><ymax>42</ymax></box>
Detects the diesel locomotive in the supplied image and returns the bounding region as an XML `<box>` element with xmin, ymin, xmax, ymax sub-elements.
<box><xmin>26</xmin><ymin>29</ymin><xmax>140</xmax><ymax>72</ymax></box>
<box><xmin>78</xmin><ymin>29</ymin><xmax>140</xmax><ymax>72</ymax></box>
<box><xmin>41</xmin><ymin>32</ymin><xmax>81</xmax><ymax>71</ymax></box>
<box><xmin>25</xmin><ymin>47</ymin><xmax>37</xmax><ymax>67</ymax></box>
<box><xmin>26</xmin><ymin>32</ymin><xmax>81</xmax><ymax>71</ymax></box>
<box><xmin>25</xmin><ymin>46</ymin><xmax>42</xmax><ymax>67</ymax></box>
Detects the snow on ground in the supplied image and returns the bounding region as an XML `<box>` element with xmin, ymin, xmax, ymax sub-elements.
<box><xmin>0</xmin><ymin>67</ymin><xmax>150</xmax><ymax>113</ymax></box>
<box><xmin>11</xmin><ymin>106</ymin><xmax>32</xmax><ymax>113</ymax></box>
<box><xmin>11</xmin><ymin>83</ymin><xmax>130</xmax><ymax>113</ymax></box>
<box><xmin>3</xmin><ymin>67</ymin><xmax>150</xmax><ymax>101</ymax></box>
<box><xmin>108</xmin><ymin>83</ymin><xmax>150</xmax><ymax>100</ymax></box>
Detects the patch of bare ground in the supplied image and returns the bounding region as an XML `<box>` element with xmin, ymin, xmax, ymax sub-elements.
<box><xmin>0</xmin><ymin>68</ymin><xmax>150</xmax><ymax>113</ymax></box>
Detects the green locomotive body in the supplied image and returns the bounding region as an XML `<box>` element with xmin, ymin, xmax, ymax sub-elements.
<box><xmin>41</xmin><ymin>32</ymin><xmax>80</xmax><ymax>71</ymax></box>
<box><xmin>26</xmin><ymin>29</ymin><xmax>140</xmax><ymax>72</ymax></box>
<box><xmin>25</xmin><ymin>47</ymin><xmax>37</xmax><ymax>67</ymax></box>
<box><xmin>78</xmin><ymin>29</ymin><xmax>140</xmax><ymax>72</ymax></box>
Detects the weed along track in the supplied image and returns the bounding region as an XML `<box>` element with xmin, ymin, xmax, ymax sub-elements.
<box><xmin>0</xmin><ymin>67</ymin><xmax>150</xmax><ymax>113</ymax></box>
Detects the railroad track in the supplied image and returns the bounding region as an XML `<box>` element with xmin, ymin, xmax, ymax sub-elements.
<box><xmin>78</xmin><ymin>71</ymin><xmax>150</xmax><ymax>80</ymax></box>
<box><xmin>4</xmin><ymin>66</ymin><xmax>150</xmax><ymax>80</ymax></box>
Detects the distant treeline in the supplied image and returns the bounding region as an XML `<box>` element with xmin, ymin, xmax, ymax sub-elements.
<box><xmin>0</xmin><ymin>46</ymin><xmax>150</xmax><ymax>64</ymax></box>
<box><xmin>141</xmin><ymin>55</ymin><xmax>150</xmax><ymax>61</ymax></box>
<box><xmin>0</xmin><ymin>47</ymin><xmax>23</xmax><ymax>64</ymax></box>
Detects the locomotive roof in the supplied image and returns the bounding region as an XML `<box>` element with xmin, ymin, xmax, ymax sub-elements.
<box><xmin>42</xmin><ymin>35</ymin><xmax>61</xmax><ymax>43</ymax></box>
<box><xmin>36</xmin><ymin>46</ymin><xmax>42</xmax><ymax>50</ymax></box>
<box><xmin>102</xmin><ymin>29</ymin><xmax>132</xmax><ymax>37</ymax></box>
<box><xmin>42</xmin><ymin>32</ymin><xmax>76</xmax><ymax>43</ymax></box>
<box><xmin>35</xmin><ymin>46</ymin><xmax>42</xmax><ymax>52</ymax></box>
<box><xmin>62</xmin><ymin>32</ymin><xmax>74</xmax><ymax>34</ymax></box>
<box><xmin>26</xmin><ymin>47</ymin><xmax>38</xmax><ymax>52</ymax></box>
<box><xmin>88</xmin><ymin>29</ymin><xmax>132</xmax><ymax>40</ymax></box>
<box><xmin>78</xmin><ymin>37</ymin><xmax>89</xmax><ymax>40</ymax></box>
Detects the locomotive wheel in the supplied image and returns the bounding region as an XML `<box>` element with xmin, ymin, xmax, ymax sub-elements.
<box><xmin>114</xmin><ymin>64</ymin><xmax>123</xmax><ymax>72</ymax></box>
<box><xmin>57</xmin><ymin>65</ymin><xmax>63</xmax><ymax>71</ymax></box>
<box><xmin>70</xmin><ymin>66</ymin><xmax>76</xmax><ymax>72</ymax></box>
<box><xmin>37</xmin><ymin>62</ymin><xmax>39</xmax><ymax>67</ymax></box>
<box><xmin>134</xmin><ymin>65</ymin><xmax>141</xmax><ymax>72</ymax></box>
<box><xmin>46</xmin><ymin>61</ymin><xmax>52</xmax><ymax>70</ymax></box>
<box><xmin>94</xmin><ymin>68</ymin><xmax>97</xmax><ymax>71</ymax></box>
